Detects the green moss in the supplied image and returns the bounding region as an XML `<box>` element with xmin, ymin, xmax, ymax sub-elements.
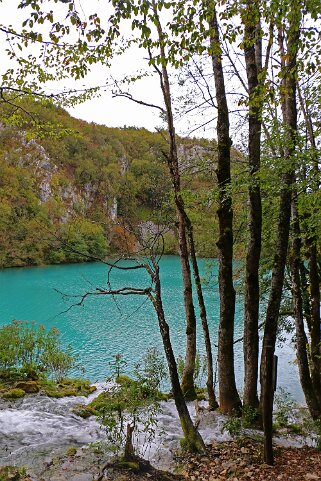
<box><xmin>179</xmin><ymin>436</ymin><xmax>202</xmax><ymax>453</ymax></box>
<box><xmin>66</xmin><ymin>447</ymin><xmax>77</xmax><ymax>456</ymax></box>
<box><xmin>42</xmin><ymin>378</ymin><xmax>96</xmax><ymax>398</ymax></box>
<box><xmin>195</xmin><ymin>387</ymin><xmax>207</xmax><ymax>401</ymax></box>
<box><xmin>115</xmin><ymin>375</ymin><xmax>134</xmax><ymax>386</ymax></box>
<box><xmin>88</xmin><ymin>391</ymin><xmax>125</xmax><ymax>413</ymax></box>
<box><xmin>289</xmin><ymin>423</ymin><xmax>303</xmax><ymax>434</ymax></box>
<box><xmin>118</xmin><ymin>460</ymin><xmax>140</xmax><ymax>470</ymax></box>
<box><xmin>72</xmin><ymin>404</ymin><xmax>98</xmax><ymax>418</ymax></box>
<box><xmin>181</xmin><ymin>380</ymin><xmax>197</xmax><ymax>401</ymax></box>
<box><xmin>155</xmin><ymin>391</ymin><xmax>171</xmax><ymax>401</ymax></box>
<box><xmin>0</xmin><ymin>466</ymin><xmax>27</xmax><ymax>481</ymax></box>
<box><xmin>2</xmin><ymin>388</ymin><xmax>26</xmax><ymax>400</ymax></box>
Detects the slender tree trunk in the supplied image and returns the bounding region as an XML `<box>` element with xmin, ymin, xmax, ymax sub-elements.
<box><xmin>124</xmin><ymin>424</ymin><xmax>135</xmax><ymax>461</ymax></box>
<box><xmin>308</xmin><ymin>243</ymin><xmax>321</xmax><ymax>407</ymax></box>
<box><xmin>260</xmin><ymin>7</ymin><xmax>301</xmax><ymax>464</ymax></box>
<box><xmin>151</xmin><ymin>0</ymin><xmax>197</xmax><ymax>400</ymax></box>
<box><xmin>208</xmin><ymin>2</ymin><xmax>241</xmax><ymax>414</ymax></box>
<box><xmin>298</xmin><ymin>85</ymin><xmax>321</xmax><ymax>406</ymax></box>
<box><xmin>149</xmin><ymin>261</ymin><xmax>205</xmax><ymax>452</ymax></box>
<box><xmin>186</xmin><ymin>219</ymin><xmax>218</xmax><ymax>410</ymax></box>
<box><xmin>290</xmin><ymin>199</ymin><xmax>321</xmax><ymax>419</ymax></box>
<box><xmin>243</xmin><ymin>0</ymin><xmax>262</xmax><ymax>410</ymax></box>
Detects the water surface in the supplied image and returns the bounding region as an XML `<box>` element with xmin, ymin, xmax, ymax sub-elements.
<box><xmin>0</xmin><ymin>256</ymin><xmax>302</xmax><ymax>401</ymax></box>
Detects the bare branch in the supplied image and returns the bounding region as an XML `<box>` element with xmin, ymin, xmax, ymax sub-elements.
<box><xmin>112</xmin><ymin>92</ymin><xmax>165</xmax><ymax>113</ymax></box>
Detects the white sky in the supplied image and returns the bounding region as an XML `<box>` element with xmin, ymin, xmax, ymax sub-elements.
<box><xmin>0</xmin><ymin>0</ymin><xmax>181</xmax><ymax>134</ymax></box>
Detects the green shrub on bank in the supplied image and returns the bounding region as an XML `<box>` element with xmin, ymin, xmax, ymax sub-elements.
<box><xmin>0</xmin><ymin>320</ymin><xmax>76</xmax><ymax>382</ymax></box>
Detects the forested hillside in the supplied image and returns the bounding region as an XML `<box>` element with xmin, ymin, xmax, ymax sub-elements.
<box><xmin>0</xmin><ymin>101</ymin><xmax>240</xmax><ymax>267</ymax></box>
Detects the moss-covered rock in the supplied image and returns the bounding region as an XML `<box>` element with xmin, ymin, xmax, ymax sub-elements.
<box><xmin>0</xmin><ymin>466</ymin><xmax>29</xmax><ymax>481</ymax></box>
<box><xmin>116</xmin><ymin>375</ymin><xmax>134</xmax><ymax>386</ymax></box>
<box><xmin>14</xmin><ymin>381</ymin><xmax>40</xmax><ymax>393</ymax></box>
<box><xmin>42</xmin><ymin>379</ymin><xmax>96</xmax><ymax>398</ymax></box>
<box><xmin>72</xmin><ymin>404</ymin><xmax>98</xmax><ymax>418</ymax></box>
<box><xmin>2</xmin><ymin>388</ymin><xmax>26</xmax><ymax>400</ymax></box>
<box><xmin>117</xmin><ymin>460</ymin><xmax>140</xmax><ymax>471</ymax></box>
<box><xmin>66</xmin><ymin>447</ymin><xmax>78</xmax><ymax>456</ymax></box>
<box><xmin>87</xmin><ymin>391</ymin><xmax>117</xmax><ymax>412</ymax></box>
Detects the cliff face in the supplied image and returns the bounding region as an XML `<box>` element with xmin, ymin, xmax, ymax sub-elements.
<box><xmin>0</xmin><ymin>103</ymin><xmax>218</xmax><ymax>267</ymax></box>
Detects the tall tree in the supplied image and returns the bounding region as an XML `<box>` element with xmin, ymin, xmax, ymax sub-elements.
<box><xmin>260</xmin><ymin>0</ymin><xmax>301</xmax><ymax>464</ymax></box>
<box><xmin>290</xmin><ymin>198</ymin><xmax>321</xmax><ymax>419</ymax></box>
<box><xmin>206</xmin><ymin>0</ymin><xmax>241</xmax><ymax>414</ymax></box>
<box><xmin>150</xmin><ymin>0</ymin><xmax>218</xmax><ymax>405</ymax></box>
<box><xmin>242</xmin><ymin>0</ymin><xmax>263</xmax><ymax>410</ymax></box>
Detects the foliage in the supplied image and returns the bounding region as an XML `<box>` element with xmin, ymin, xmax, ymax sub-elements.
<box><xmin>177</xmin><ymin>351</ymin><xmax>207</xmax><ymax>388</ymax></box>
<box><xmin>0</xmin><ymin>101</ymin><xmax>224</xmax><ymax>266</ymax></box>
<box><xmin>302</xmin><ymin>415</ymin><xmax>321</xmax><ymax>450</ymax></box>
<box><xmin>222</xmin><ymin>405</ymin><xmax>258</xmax><ymax>439</ymax></box>
<box><xmin>0</xmin><ymin>320</ymin><xmax>76</xmax><ymax>382</ymax></box>
<box><xmin>141</xmin><ymin>346</ymin><xmax>168</xmax><ymax>391</ymax></box>
<box><xmin>95</xmin><ymin>351</ymin><xmax>164</xmax><ymax>459</ymax></box>
<box><xmin>274</xmin><ymin>388</ymin><xmax>296</xmax><ymax>428</ymax></box>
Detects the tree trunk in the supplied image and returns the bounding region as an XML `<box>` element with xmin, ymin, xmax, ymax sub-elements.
<box><xmin>298</xmin><ymin>85</ymin><xmax>321</xmax><ymax>406</ymax></box>
<box><xmin>124</xmin><ymin>423</ymin><xmax>135</xmax><ymax>461</ymax></box>
<box><xmin>208</xmin><ymin>2</ymin><xmax>241</xmax><ymax>414</ymax></box>
<box><xmin>243</xmin><ymin>0</ymin><xmax>262</xmax><ymax>410</ymax></box>
<box><xmin>149</xmin><ymin>261</ymin><xmax>205</xmax><ymax>452</ymax></box>
<box><xmin>151</xmin><ymin>0</ymin><xmax>197</xmax><ymax>400</ymax></box>
<box><xmin>260</xmin><ymin>8</ymin><xmax>300</xmax><ymax>464</ymax></box>
<box><xmin>308</xmin><ymin>243</ymin><xmax>321</xmax><ymax>407</ymax></box>
<box><xmin>290</xmin><ymin>199</ymin><xmax>321</xmax><ymax>419</ymax></box>
<box><xmin>177</xmin><ymin>211</ymin><xmax>198</xmax><ymax>401</ymax></box>
<box><xmin>186</xmin><ymin>218</ymin><xmax>219</xmax><ymax>410</ymax></box>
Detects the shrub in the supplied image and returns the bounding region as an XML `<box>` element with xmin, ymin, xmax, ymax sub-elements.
<box><xmin>96</xmin><ymin>351</ymin><xmax>164</xmax><ymax>460</ymax></box>
<box><xmin>274</xmin><ymin>388</ymin><xmax>296</xmax><ymax>428</ymax></box>
<box><xmin>177</xmin><ymin>351</ymin><xmax>207</xmax><ymax>388</ymax></box>
<box><xmin>0</xmin><ymin>321</ymin><xmax>76</xmax><ymax>382</ymax></box>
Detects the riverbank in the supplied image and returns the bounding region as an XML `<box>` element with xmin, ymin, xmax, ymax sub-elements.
<box><xmin>2</xmin><ymin>440</ymin><xmax>321</xmax><ymax>481</ymax></box>
<box><xmin>0</xmin><ymin>380</ymin><xmax>320</xmax><ymax>481</ymax></box>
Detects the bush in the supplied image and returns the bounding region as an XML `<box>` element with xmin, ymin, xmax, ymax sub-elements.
<box><xmin>274</xmin><ymin>388</ymin><xmax>296</xmax><ymax>428</ymax></box>
<box><xmin>0</xmin><ymin>320</ymin><xmax>76</xmax><ymax>382</ymax></box>
<box><xmin>177</xmin><ymin>351</ymin><xmax>207</xmax><ymax>388</ymax></box>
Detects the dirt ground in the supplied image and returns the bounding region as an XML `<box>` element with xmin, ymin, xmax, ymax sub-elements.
<box><xmin>2</xmin><ymin>440</ymin><xmax>321</xmax><ymax>481</ymax></box>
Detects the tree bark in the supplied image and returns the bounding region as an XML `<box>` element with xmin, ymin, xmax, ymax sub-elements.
<box><xmin>186</xmin><ymin>218</ymin><xmax>219</xmax><ymax>410</ymax></box>
<box><xmin>151</xmin><ymin>0</ymin><xmax>197</xmax><ymax>400</ymax></box>
<box><xmin>243</xmin><ymin>0</ymin><xmax>262</xmax><ymax>410</ymax></box>
<box><xmin>124</xmin><ymin>423</ymin><xmax>135</xmax><ymax>461</ymax></box>
<box><xmin>208</xmin><ymin>2</ymin><xmax>241</xmax><ymax>414</ymax></box>
<box><xmin>260</xmin><ymin>7</ymin><xmax>301</xmax><ymax>464</ymax></box>
<box><xmin>290</xmin><ymin>199</ymin><xmax>321</xmax><ymax>419</ymax></box>
<box><xmin>308</xmin><ymin>243</ymin><xmax>321</xmax><ymax>407</ymax></box>
<box><xmin>149</xmin><ymin>261</ymin><xmax>205</xmax><ymax>452</ymax></box>
<box><xmin>298</xmin><ymin>85</ymin><xmax>321</xmax><ymax>407</ymax></box>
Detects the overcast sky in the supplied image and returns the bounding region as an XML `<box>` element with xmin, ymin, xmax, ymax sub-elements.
<box><xmin>0</xmin><ymin>0</ymin><xmax>175</xmax><ymax>130</ymax></box>
<box><xmin>0</xmin><ymin>0</ymin><xmax>172</xmax><ymax>133</ymax></box>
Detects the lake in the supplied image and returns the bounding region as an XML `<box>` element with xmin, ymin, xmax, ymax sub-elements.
<box><xmin>0</xmin><ymin>256</ymin><xmax>303</xmax><ymax>402</ymax></box>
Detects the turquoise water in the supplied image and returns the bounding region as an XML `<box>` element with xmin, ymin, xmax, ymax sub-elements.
<box><xmin>0</xmin><ymin>256</ymin><xmax>303</xmax><ymax>401</ymax></box>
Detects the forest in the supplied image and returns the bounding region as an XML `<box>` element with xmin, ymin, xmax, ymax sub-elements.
<box><xmin>0</xmin><ymin>0</ymin><xmax>321</xmax><ymax>480</ymax></box>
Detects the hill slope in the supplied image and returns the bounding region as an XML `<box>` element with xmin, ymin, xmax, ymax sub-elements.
<box><xmin>0</xmin><ymin>101</ymin><xmax>222</xmax><ymax>267</ymax></box>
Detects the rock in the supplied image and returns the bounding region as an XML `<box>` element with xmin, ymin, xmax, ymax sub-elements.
<box><xmin>68</xmin><ymin>475</ymin><xmax>93</xmax><ymax>481</ymax></box>
<box><xmin>304</xmin><ymin>474</ymin><xmax>320</xmax><ymax>480</ymax></box>
<box><xmin>15</xmin><ymin>381</ymin><xmax>40</xmax><ymax>393</ymax></box>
